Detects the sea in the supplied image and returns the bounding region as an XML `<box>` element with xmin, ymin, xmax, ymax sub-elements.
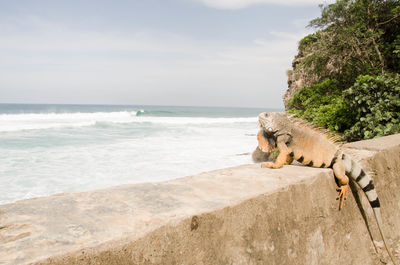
<box><xmin>0</xmin><ymin>104</ymin><xmax>281</xmax><ymax>205</ymax></box>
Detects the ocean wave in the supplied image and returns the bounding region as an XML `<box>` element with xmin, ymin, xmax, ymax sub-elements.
<box><xmin>0</xmin><ymin>111</ymin><xmax>257</xmax><ymax>132</ymax></box>
<box><xmin>0</xmin><ymin>111</ymin><xmax>137</xmax><ymax>132</ymax></box>
<box><xmin>135</xmin><ymin>109</ymin><xmax>174</xmax><ymax>117</ymax></box>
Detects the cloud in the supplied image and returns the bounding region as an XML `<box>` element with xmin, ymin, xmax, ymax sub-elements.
<box><xmin>0</xmin><ymin>16</ymin><xmax>186</xmax><ymax>53</ymax></box>
<box><xmin>0</xmin><ymin>15</ymin><xmax>302</xmax><ymax>65</ymax></box>
<box><xmin>193</xmin><ymin>0</ymin><xmax>333</xmax><ymax>9</ymax></box>
<box><xmin>0</xmin><ymin>16</ymin><xmax>311</xmax><ymax>108</ymax></box>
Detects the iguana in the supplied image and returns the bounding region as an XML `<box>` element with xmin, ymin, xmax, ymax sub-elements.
<box><xmin>256</xmin><ymin>112</ymin><xmax>397</xmax><ymax>265</ymax></box>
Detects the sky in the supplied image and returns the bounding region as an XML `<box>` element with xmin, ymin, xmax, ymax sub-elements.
<box><xmin>0</xmin><ymin>0</ymin><xmax>331</xmax><ymax>109</ymax></box>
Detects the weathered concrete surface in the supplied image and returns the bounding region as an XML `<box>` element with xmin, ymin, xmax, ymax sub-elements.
<box><xmin>1</xmin><ymin>135</ymin><xmax>400</xmax><ymax>265</ymax></box>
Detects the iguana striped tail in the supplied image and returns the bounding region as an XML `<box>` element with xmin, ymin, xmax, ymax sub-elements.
<box><xmin>342</xmin><ymin>154</ymin><xmax>397</xmax><ymax>265</ymax></box>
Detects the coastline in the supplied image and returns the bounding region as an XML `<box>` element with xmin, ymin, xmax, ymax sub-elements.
<box><xmin>0</xmin><ymin>104</ymin><xmax>268</xmax><ymax>205</ymax></box>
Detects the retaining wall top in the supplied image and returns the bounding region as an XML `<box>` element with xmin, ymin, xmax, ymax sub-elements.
<box><xmin>1</xmin><ymin>134</ymin><xmax>399</xmax><ymax>265</ymax></box>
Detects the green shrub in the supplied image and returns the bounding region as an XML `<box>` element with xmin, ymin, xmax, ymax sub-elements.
<box><xmin>288</xmin><ymin>79</ymin><xmax>338</xmax><ymax>113</ymax></box>
<box><xmin>312</xmin><ymin>97</ymin><xmax>352</xmax><ymax>132</ymax></box>
<box><xmin>287</xmin><ymin>79</ymin><xmax>352</xmax><ymax>134</ymax></box>
<box><xmin>343</xmin><ymin>74</ymin><xmax>400</xmax><ymax>141</ymax></box>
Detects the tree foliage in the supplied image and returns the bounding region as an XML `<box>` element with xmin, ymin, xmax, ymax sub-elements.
<box><xmin>343</xmin><ymin>74</ymin><xmax>400</xmax><ymax>140</ymax></box>
<box><xmin>287</xmin><ymin>0</ymin><xmax>400</xmax><ymax>141</ymax></box>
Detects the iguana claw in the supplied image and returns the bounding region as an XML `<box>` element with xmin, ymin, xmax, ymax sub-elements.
<box><xmin>337</xmin><ymin>184</ymin><xmax>348</xmax><ymax>210</ymax></box>
<box><xmin>261</xmin><ymin>162</ymin><xmax>274</xmax><ymax>168</ymax></box>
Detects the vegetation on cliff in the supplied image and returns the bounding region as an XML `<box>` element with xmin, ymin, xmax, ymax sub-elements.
<box><xmin>286</xmin><ymin>0</ymin><xmax>400</xmax><ymax>141</ymax></box>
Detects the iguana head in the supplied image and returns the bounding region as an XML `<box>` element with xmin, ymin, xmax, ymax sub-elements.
<box><xmin>258</xmin><ymin>112</ymin><xmax>286</xmax><ymax>133</ymax></box>
<box><xmin>257</xmin><ymin>112</ymin><xmax>288</xmax><ymax>153</ymax></box>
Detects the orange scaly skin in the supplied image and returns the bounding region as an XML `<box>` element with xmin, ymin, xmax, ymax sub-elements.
<box><xmin>257</xmin><ymin>112</ymin><xmax>398</xmax><ymax>265</ymax></box>
<box><xmin>257</xmin><ymin>113</ymin><xmax>352</xmax><ymax>207</ymax></box>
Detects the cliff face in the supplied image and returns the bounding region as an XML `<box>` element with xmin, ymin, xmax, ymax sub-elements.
<box><xmin>284</xmin><ymin>59</ymin><xmax>304</xmax><ymax>109</ymax></box>
<box><xmin>283</xmin><ymin>49</ymin><xmax>326</xmax><ymax>109</ymax></box>
<box><xmin>1</xmin><ymin>134</ymin><xmax>400</xmax><ymax>265</ymax></box>
<box><xmin>283</xmin><ymin>51</ymin><xmax>314</xmax><ymax>109</ymax></box>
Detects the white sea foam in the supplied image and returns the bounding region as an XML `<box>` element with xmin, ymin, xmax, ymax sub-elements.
<box><xmin>0</xmin><ymin>105</ymin><xmax>264</xmax><ymax>205</ymax></box>
<box><xmin>0</xmin><ymin>111</ymin><xmax>137</xmax><ymax>132</ymax></box>
<box><xmin>0</xmin><ymin>111</ymin><xmax>256</xmax><ymax>132</ymax></box>
<box><xmin>0</xmin><ymin>120</ymin><xmax>258</xmax><ymax>205</ymax></box>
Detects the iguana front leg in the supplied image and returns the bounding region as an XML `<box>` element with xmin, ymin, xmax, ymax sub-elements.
<box><xmin>261</xmin><ymin>136</ymin><xmax>291</xmax><ymax>169</ymax></box>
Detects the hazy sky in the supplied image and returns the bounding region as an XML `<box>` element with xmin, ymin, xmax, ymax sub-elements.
<box><xmin>0</xmin><ymin>0</ymin><xmax>330</xmax><ymax>108</ymax></box>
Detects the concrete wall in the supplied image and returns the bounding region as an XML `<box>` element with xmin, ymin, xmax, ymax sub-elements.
<box><xmin>1</xmin><ymin>134</ymin><xmax>399</xmax><ymax>265</ymax></box>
